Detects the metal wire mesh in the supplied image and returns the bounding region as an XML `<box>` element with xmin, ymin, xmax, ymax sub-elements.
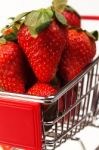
<box><xmin>42</xmin><ymin>56</ymin><xmax>99</xmax><ymax>150</ymax></box>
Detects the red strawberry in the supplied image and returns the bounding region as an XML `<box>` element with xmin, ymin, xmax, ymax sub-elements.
<box><xmin>28</xmin><ymin>82</ymin><xmax>57</xmax><ymax>125</ymax></box>
<box><xmin>9</xmin><ymin>0</ymin><xmax>67</xmax><ymax>83</ymax></box>
<box><xmin>18</xmin><ymin>20</ymin><xmax>65</xmax><ymax>83</ymax></box>
<box><xmin>62</xmin><ymin>5</ymin><xmax>81</xmax><ymax>27</ymax></box>
<box><xmin>28</xmin><ymin>82</ymin><xmax>57</xmax><ymax>97</ymax></box>
<box><xmin>0</xmin><ymin>41</ymin><xmax>25</xmax><ymax>93</ymax></box>
<box><xmin>59</xmin><ymin>28</ymin><xmax>97</xmax><ymax>81</ymax></box>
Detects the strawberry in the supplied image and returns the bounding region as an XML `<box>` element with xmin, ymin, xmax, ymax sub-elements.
<box><xmin>28</xmin><ymin>82</ymin><xmax>57</xmax><ymax>126</ymax></box>
<box><xmin>0</xmin><ymin>41</ymin><xmax>25</xmax><ymax>93</ymax></box>
<box><xmin>18</xmin><ymin>20</ymin><xmax>65</xmax><ymax>83</ymax></box>
<box><xmin>62</xmin><ymin>5</ymin><xmax>81</xmax><ymax>27</ymax></box>
<box><xmin>8</xmin><ymin>0</ymin><xmax>67</xmax><ymax>83</ymax></box>
<box><xmin>28</xmin><ymin>82</ymin><xmax>57</xmax><ymax>97</ymax></box>
<box><xmin>59</xmin><ymin>28</ymin><xmax>97</xmax><ymax>81</ymax></box>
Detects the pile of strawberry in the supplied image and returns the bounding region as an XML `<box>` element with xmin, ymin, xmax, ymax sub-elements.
<box><xmin>0</xmin><ymin>0</ymin><xmax>98</xmax><ymax>149</ymax></box>
<box><xmin>0</xmin><ymin>0</ymin><xmax>98</xmax><ymax>97</ymax></box>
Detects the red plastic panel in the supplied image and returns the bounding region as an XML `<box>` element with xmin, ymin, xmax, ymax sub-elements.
<box><xmin>81</xmin><ymin>15</ymin><xmax>99</xmax><ymax>20</ymax></box>
<box><xmin>0</xmin><ymin>98</ymin><xmax>42</xmax><ymax>150</ymax></box>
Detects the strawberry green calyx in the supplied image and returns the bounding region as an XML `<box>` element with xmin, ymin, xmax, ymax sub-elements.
<box><xmin>9</xmin><ymin>0</ymin><xmax>67</xmax><ymax>37</ymax></box>
<box><xmin>13</xmin><ymin>12</ymin><xmax>30</xmax><ymax>23</ymax></box>
<box><xmin>55</xmin><ymin>11</ymin><xmax>67</xmax><ymax>25</ymax></box>
<box><xmin>52</xmin><ymin>0</ymin><xmax>67</xmax><ymax>12</ymax></box>
<box><xmin>52</xmin><ymin>0</ymin><xmax>67</xmax><ymax>26</ymax></box>
<box><xmin>89</xmin><ymin>31</ymin><xmax>98</xmax><ymax>41</ymax></box>
<box><xmin>4</xmin><ymin>26</ymin><xmax>18</xmax><ymax>42</ymax></box>
<box><xmin>9</xmin><ymin>9</ymin><xmax>54</xmax><ymax>37</ymax></box>
<box><xmin>1</xmin><ymin>15</ymin><xmax>26</xmax><ymax>42</ymax></box>
<box><xmin>25</xmin><ymin>8</ymin><xmax>54</xmax><ymax>37</ymax></box>
<box><xmin>7</xmin><ymin>12</ymin><xmax>30</xmax><ymax>36</ymax></box>
<box><xmin>1</xmin><ymin>25</ymin><xmax>18</xmax><ymax>42</ymax></box>
<box><xmin>85</xmin><ymin>30</ymin><xmax>98</xmax><ymax>41</ymax></box>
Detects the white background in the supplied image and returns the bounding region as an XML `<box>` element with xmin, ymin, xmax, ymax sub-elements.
<box><xmin>0</xmin><ymin>0</ymin><xmax>99</xmax><ymax>29</ymax></box>
<box><xmin>0</xmin><ymin>0</ymin><xmax>99</xmax><ymax>150</ymax></box>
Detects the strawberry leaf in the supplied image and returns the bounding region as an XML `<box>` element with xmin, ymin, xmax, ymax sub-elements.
<box><xmin>28</xmin><ymin>26</ymin><xmax>38</xmax><ymax>38</ymax></box>
<box><xmin>85</xmin><ymin>30</ymin><xmax>98</xmax><ymax>41</ymax></box>
<box><xmin>13</xmin><ymin>12</ymin><xmax>30</xmax><ymax>23</ymax></box>
<box><xmin>52</xmin><ymin>0</ymin><xmax>67</xmax><ymax>12</ymax></box>
<box><xmin>25</xmin><ymin>8</ymin><xmax>54</xmax><ymax>37</ymax></box>
<box><xmin>4</xmin><ymin>32</ymin><xmax>17</xmax><ymax>41</ymax></box>
<box><xmin>91</xmin><ymin>31</ymin><xmax>98</xmax><ymax>41</ymax></box>
<box><xmin>36</xmin><ymin>21</ymin><xmax>51</xmax><ymax>33</ymax></box>
<box><xmin>55</xmin><ymin>11</ymin><xmax>67</xmax><ymax>25</ymax></box>
<box><xmin>3</xmin><ymin>26</ymin><xmax>18</xmax><ymax>42</ymax></box>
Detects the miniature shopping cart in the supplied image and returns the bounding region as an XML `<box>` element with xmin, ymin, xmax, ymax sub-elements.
<box><xmin>0</xmin><ymin>12</ymin><xmax>99</xmax><ymax>149</ymax></box>
<box><xmin>0</xmin><ymin>54</ymin><xmax>98</xmax><ymax>150</ymax></box>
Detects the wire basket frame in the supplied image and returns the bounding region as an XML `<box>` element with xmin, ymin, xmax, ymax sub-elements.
<box><xmin>42</xmin><ymin>56</ymin><xmax>99</xmax><ymax>150</ymax></box>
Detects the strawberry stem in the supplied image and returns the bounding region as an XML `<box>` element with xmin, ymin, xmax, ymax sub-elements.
<box><xmin>52</xmin><ymin>0</ymin><xmax>67</xmax><ymax>12</ymax></box>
